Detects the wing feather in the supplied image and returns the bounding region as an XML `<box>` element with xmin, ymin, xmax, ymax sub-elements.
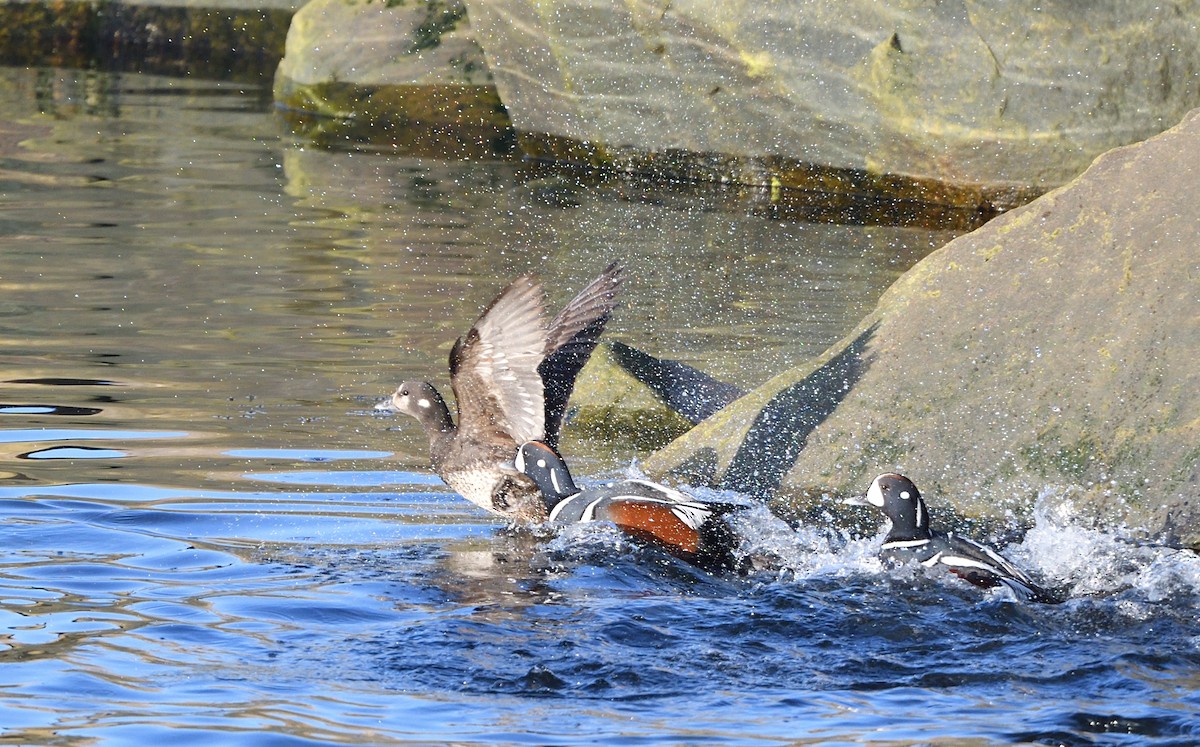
<box><xmin>952</xmin><ymin>533</ymin><xmax>1039</xmax><ymax>585</ymax></box>
<box><xmin>540</xmin><ymin>261</ymin><xmax>625</xmax><ymax>446</ymax></box>
<box><xmin>451</xmin><ymin>275</ymin><xmax>549</xmax><ymax>444</ymax></box>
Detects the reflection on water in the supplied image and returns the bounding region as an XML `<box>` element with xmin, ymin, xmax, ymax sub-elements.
<box><xmin>1</xmin><ymin>66</ymin><xmax>955</xmax><ymax>469</ymax></box>
<box><xmin>2</xmin><ymin>65</ymin><xmax>1199</xmax><ymax>745</ymax></box>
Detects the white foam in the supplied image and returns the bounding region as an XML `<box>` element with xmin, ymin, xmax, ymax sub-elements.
<box><xmin>1013</xmin><ymin>489</ymin><xmax>1200</xmax><ymax>602</ymax></box>
<box><xmin>725</xmin><ymin>504</ymin><xmax>884</xmax><ymax>580</ymax></box>
<box><xmin>541</xmin><ymin>467</ymin><xmax>1200</xmax><ymax>604</ymax></box>
<box><xmin>544</xmin><ymin>520</ymin><xmax>627</xmax><ymax>553</ymax></box>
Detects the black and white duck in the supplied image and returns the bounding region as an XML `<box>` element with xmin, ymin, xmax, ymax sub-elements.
<box><xmin>844</xmin><ymin>473</ymin><xmax>1064</xmax><ymax>603</ymax></box>
<box><xmin>514</xmin><ymin>440</ymin><xmax>744</xmax><ymax>572</ymax></box>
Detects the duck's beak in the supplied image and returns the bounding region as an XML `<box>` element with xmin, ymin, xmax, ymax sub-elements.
<box><xmin>841</xmin><ymin>492</ymin><xmax>870</xmax><ymax>507</ymax></box>
<box><xmin>374</xmin><ymin>398</ymin><xmax>397</xmax><ymax>414</ymax></box>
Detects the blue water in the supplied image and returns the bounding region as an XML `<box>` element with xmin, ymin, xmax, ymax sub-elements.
<box><xmin>2</xmin><ymin>66</ymin><xmax>1198</xmax><ymax>745</ymax></box>
<box><xmin>3</xmin><ymin>435</ymin><xmax>1199</xmax><ymax>745</ymax></box>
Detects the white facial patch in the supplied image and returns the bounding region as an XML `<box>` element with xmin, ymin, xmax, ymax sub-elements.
<box><xmin>900</xmin><ymin>491</ymin><xmax>911</xmax><ymax>500</ymax></box>
<box><xmin>417</xmin><ymin>398</ymin><xmax>431</xmax><ymax>409</ymax></box>
<box><xmin>866</xmin><ymin>479</ymin><xmax>886</xmax><ymax>507</ymax></box>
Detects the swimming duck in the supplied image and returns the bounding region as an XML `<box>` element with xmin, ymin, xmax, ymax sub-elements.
<box><xmin>844</xmin><ymin>473</ymin><xmax>1064</xmax><ymax>603</ymax></box>
<box><xmin>379</xmin><ymin>263</ymin><xmax>624</xmax><ymax>521</ymax></box>
<box><xmin>514</xmin><ymin>440</ymin><xmax>743</xmax><ymax>572</ymax></box>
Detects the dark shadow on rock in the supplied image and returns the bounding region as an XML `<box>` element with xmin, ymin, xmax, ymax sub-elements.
<box><xmin>718</xmin><ymin>325</ymin><xmax>876</xmax><ymax>499</ymax></box>
<box><xmin>609</xmin><ymin>340</ymin><xmax>746</xmax><ymax>424</ymax></box>
<box><xmin>663</xmin><ymin>446</ymin><xmax>721</xmax><ymax>487</ymax></box>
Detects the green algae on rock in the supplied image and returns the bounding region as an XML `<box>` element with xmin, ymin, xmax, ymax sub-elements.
<box><xmin>0</xmin><ymin>0</ymin><xmax>293</xmax><ymax>82</ymax></box>
<box><xmin>275</xmin><ymin>79</ymin><xmax>514</xmax><ymax>156</ymax></box>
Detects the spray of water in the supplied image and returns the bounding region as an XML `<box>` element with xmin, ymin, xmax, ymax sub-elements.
<box><xmin>544</xmin><ymin>468</ymin><xmax>1200</xmax><ymax>609</ymax></box>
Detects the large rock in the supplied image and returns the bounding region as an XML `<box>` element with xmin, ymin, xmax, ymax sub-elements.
<box><xmin>0</xmin><ymin>0</ymin><xmax>295</xmax><ymax>81</ymax></box>
<box><xmin>464</xmin><ymin>0</ymin><xmax>1200</xmax><ymax>207</ymax></box>
<box><xmin>274</xmin><ymin>0</ymin><xmax>513</xmax><ymax>156</ymax></box>
<box><xmin>277</xmin><ymin>0</ymin><xmax>493</xmax><ymax>88</ymax></box>
<box><xmin>646</xmin><ymin>107</ymin><xmax>1200</xmax><ymax>549</ymax></box>
<box><xmin>565</xmin><ymin>344</ymin><xmax>695</xmax><ymax>452</ymax></box>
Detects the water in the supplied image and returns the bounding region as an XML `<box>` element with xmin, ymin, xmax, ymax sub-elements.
<box><xmin>2</xmin><ymin>66</ymin><xmax>1199</xmax><ymax>745</ymax></box>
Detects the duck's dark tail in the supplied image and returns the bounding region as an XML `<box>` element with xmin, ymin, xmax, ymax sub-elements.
<box><xmin>995</xmin><ymin>574</ymin><xmax>1069</xmax><ymax>605</ymax></box>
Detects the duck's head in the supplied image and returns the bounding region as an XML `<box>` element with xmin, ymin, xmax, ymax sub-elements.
<box><xmin>513</xmin><ymin>440</ymin><xmax>580</xmax><ymax>503</ymax></box>
<box><xmin>843</xmin><ymin>472</ymin><xmax>932</xmax><ymax>541</ymax></box>
<box><xmin>376</xmin><ymin>381</ymin><xmax>453</xmax><ymax>434</ymax></box>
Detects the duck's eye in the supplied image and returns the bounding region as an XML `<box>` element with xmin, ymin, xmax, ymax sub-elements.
<box><xmin>399</xmin><ymin>389</ymin><xmax>409</xmax><ymax>397</ymax></box>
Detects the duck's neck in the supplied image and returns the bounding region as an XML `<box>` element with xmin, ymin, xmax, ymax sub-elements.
<box><xmin>540</xmin><ymin>457</ymin><xmax>581</xmax><ymax>503</ymax></box>
<box><xmin>413</xmin><ymin>389</ymin><xmax>456</xmax><ymax>448</ymax></box>
<box><xmin>885</xmin><ymin>497</ymin><xmax>934</xmax><ymax>543</ymax></box>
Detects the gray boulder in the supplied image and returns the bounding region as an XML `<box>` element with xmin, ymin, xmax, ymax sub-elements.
<box><xmin>464</xmin><ymin>0</ymin><xmax>1200</xmax><ymax>205</ymax></box>
<box><xmin>277</xmin><ymin>0</ymin><xmax>492</xmax><ymax>88</ymax></box>
<box><xmin>274</xmin><ymin>0</ymin><xmax>512</xmax><ymax>155</ymax></box>
<box><xmin>646</xmin><ymin>107</ymin><xmax>1200</xmax><ymax>549</ymax></box>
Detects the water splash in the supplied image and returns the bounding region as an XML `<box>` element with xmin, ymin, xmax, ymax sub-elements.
<box><xmin>540</xmin><ymin>472</ymin><xmax>1200</xmax><ymax>615</ymax></box>
<box><xmin>1018</xmin><ymin>492</ymin><xmax>1200</xmax><ymax>606</ymax></box>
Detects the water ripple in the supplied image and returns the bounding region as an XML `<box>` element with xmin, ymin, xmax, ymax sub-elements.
<box><xmin>2</xmin><ymin>64</ymin><xmax>1198</xmax><ymax>744</ymax></box>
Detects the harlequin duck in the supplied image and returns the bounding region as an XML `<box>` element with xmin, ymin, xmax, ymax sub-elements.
<box><xmin>379</xmin><ymin>262</ymin><xmax>624</xmax><ymax>521</ymax></box>
<box><xmin>514</xmin><ymin>440</ymin><xmax>743</xmax><ymax>572</ymax></box>
<box><xmin>844</xmin><ymin>473</ymin><xmax>1064</xmax><ymax>604</ymax></box>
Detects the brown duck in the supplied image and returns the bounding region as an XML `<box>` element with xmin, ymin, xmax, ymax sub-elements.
<box><xmin>379</xmin><ymin>262</ymin><xmax>624</xmax><ymax>520</ymax></box>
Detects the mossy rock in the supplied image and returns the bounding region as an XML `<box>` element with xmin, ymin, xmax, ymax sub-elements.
<box><xmin>646</xmin><ymin>108</ymin><xmax>1200</xmax><ymax>550</ymax></box>
<box><xmin>275</xmin><ymin>78</ymin><xmax>514</xmax><ymax>156</ymax></box>
<box><xmin>562</xmin><ymin>343</ymin><xmax>693</xmax><ymax>452</ymax></box>
<box><xmin>0</xmin><ymin>1</ymin><xmax>292</xmax><ymax>81</ymax></box>
<box><xmin>274</xmin><ymin>0</ymin><xmax>513</xmax><ymax>152</ymax></box>
<box><xmin>465</xmin><ymin>0</ymin><xmax>1200</xmax><ymax>202</ymax></box>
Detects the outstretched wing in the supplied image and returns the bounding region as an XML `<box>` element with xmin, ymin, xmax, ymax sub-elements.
<box><xmin>539</xmin><ymin>261</ymin><xmax>625</xmax><ymax>446</ymax></box>
<box><xmin>450</xmin><ymin>275</ymin><xmax>549</xmax><ymax>444</ymax></box>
